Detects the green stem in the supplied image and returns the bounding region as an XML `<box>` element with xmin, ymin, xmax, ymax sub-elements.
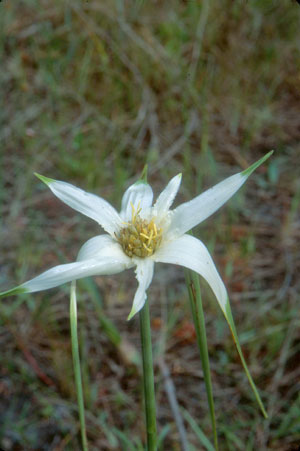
<box><xmin>70</xmin><ymin>281</ymin><xmax>88</xmax><ymax>451</ymax></box>
<box><xmin>139</xmin><ymin>300</ymin><xmax>157</xmax><ymax>451</ymax></box>
<box><xmin>185</xmin><ymin>269</ymin><xmax>218</xmax><ymax>451</ymax></box>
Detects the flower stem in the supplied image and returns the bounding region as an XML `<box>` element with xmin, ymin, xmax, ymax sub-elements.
<box><xmin>185</xmin><ymin>269</ymin><xmax>218</xmax><ymax>451</ymax></box>
<box><xmin>139</xmin><ymin>300</ymin><xmax>157</xmax><ymax>451</ymax></box>
<box><xmin>70</xmin><ymin>281</ymin><xmax>88</xmax><ymax>451</ymax></box>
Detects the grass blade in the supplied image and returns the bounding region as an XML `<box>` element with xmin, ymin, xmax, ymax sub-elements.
<box><xmin>79</xmin><ymin>277</ymin><xmax>121</xmax><ymax>346</ymax></box>
<box><xmin>182</xmin><ymin>408</ymin><xmax>215</xmax><ymax>451</ymax></box>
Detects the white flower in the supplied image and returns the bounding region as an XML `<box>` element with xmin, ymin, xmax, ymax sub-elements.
<box><xmin>0</xmin><ymin>152</ymin><xmax>272</xmax><ymax>320</ymax></box>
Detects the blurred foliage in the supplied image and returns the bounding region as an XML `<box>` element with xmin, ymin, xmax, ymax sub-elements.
<box><xmin>0</xmin><ymin>0</ymin><xmax>300</xmax><ymax>449</ymax></box>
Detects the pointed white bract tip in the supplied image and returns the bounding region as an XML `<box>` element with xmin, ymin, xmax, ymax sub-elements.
<box><xmin>34</xmin><ymin>172</ymin><xmax>55</xmax><ymax>185</ymax></box>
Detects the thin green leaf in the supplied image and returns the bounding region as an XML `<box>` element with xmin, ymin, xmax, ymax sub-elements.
<box><xmin>79</xmin><ymin>277</ymin><xmax>140</xmax><ymax>367</ymax></box>
<box><xmin>157</xmin><ymin>424</ymin><xmax>171</xmax><ymax>450</ymax></box>
<box><xmin>112</xmin><ymin>428</ymin><xmax>137</xmax><ymax>450</ymax></box>
<box><xmin>79</xmin><ymin>277</ymin><xmax>121</xmax><ymax>346</ymax></box>
<box><xmin>182</xmin><ymin>408</ymin><xmax>215</xmax><ymax>451</ymax></box>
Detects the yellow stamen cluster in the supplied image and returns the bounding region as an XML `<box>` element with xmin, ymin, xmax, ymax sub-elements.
<box><xmin>117</xmin><ymin>203</ymin><xmax>163</xmax><ymax>258</ymax></box>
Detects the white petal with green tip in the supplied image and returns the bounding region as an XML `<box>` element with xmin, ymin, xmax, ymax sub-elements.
<box><xmin>153</xmin><ymin>234</ymin><xmax>228</xmax><ymax>312</ymax></box>
<box><xmin>17</xmin><ymin>257</ymin><xmax>131</xmax><ymax>294</ymax></box>
<box><xmin>152</xmin><ymin>173</ymin><xmax>182</xmax><ymax>220</ymax></box>
<box><xmin>36</xmin><ymin>174</ymin><xmax>123</xmax><ymax>236</ymax></box>
<box><xmin>120</xmin><ymin>181</ymin><xmax>153</xmax><ymax>221</ymax></box>
<box><xmin>168</xmin><ymin>152</ymin><xmax>273</xmax><ymax>238</ymax></box>
<box><xmin>127</xmin><ymin>258</ymin><xmax>154</xmax><ymax>320</ymax></box>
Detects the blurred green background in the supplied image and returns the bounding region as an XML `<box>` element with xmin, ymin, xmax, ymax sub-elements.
<box><xmin>1</xmin><ymin>0</ymin><xmax>300</xmax><ymax>449</ymax></box>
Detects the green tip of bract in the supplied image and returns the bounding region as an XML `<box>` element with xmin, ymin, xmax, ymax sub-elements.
<box><xmin>224</xmin><ymin>301</ymin><xmax>268</xmax><ymax>418</ymax></box>
<box><xmin>0</xmin><ymin>286</ymin><xmax>27</xmax><ymax>299</ymax></box>
<box><xmin>127</xmin><ymin>307</ymin><xmax>137</xmax><ymax>321</ymax></box>
<box><xmin>139</xmin><ymin>165</ymin><xmax>148</xmax><ymax>184</ymax></box>
<box><xmin>242</xmin><ymin>150</ymin><xmax>274</xmax><ymax>177</ymax></box>
<box><xmin>34</xmin><ymin>172</ymin><xmax>55</xmax><ymax>185</ymax></box>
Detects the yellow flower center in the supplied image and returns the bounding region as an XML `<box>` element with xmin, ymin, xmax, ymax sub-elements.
<box><xmin>117</xmin><ymin>203</ymin><xmax>163</xmax><ymax>258</ymax></box>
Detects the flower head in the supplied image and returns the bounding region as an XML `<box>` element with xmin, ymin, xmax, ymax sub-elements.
<box><xmin>0</xmin><ymin>152</ymin><xmax>273</xmax><ymax>320</ymax></box>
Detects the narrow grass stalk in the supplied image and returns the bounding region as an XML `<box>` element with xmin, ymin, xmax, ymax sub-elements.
<box><xmin>79</xmin><ymin>278</ymin><xmax>121</xmax><ymax>346</ymax></box>
<box><xmin>139</xmin><ymin>299</ymin><xmax>157</xmax><ymax>451</ymax></box>
<box><xmin>182</xmin><ymin>408</ymin><xmax>215</xmax><ymax>451</ymax></box>
<box><xmin>70</xmin><ymin>281</ymin><xmax>88</xmax><ymax>451</ymax></box>
<box><xmin>185</xmin><ymin>269</ymin><xmax>218</xmax><ymax>451</ymax></box>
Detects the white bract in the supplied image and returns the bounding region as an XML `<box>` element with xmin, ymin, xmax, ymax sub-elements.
<box><xmin>0</xmin><ymin>152</ymin><xmax>272</xmax><ymax>320</ymax></box>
